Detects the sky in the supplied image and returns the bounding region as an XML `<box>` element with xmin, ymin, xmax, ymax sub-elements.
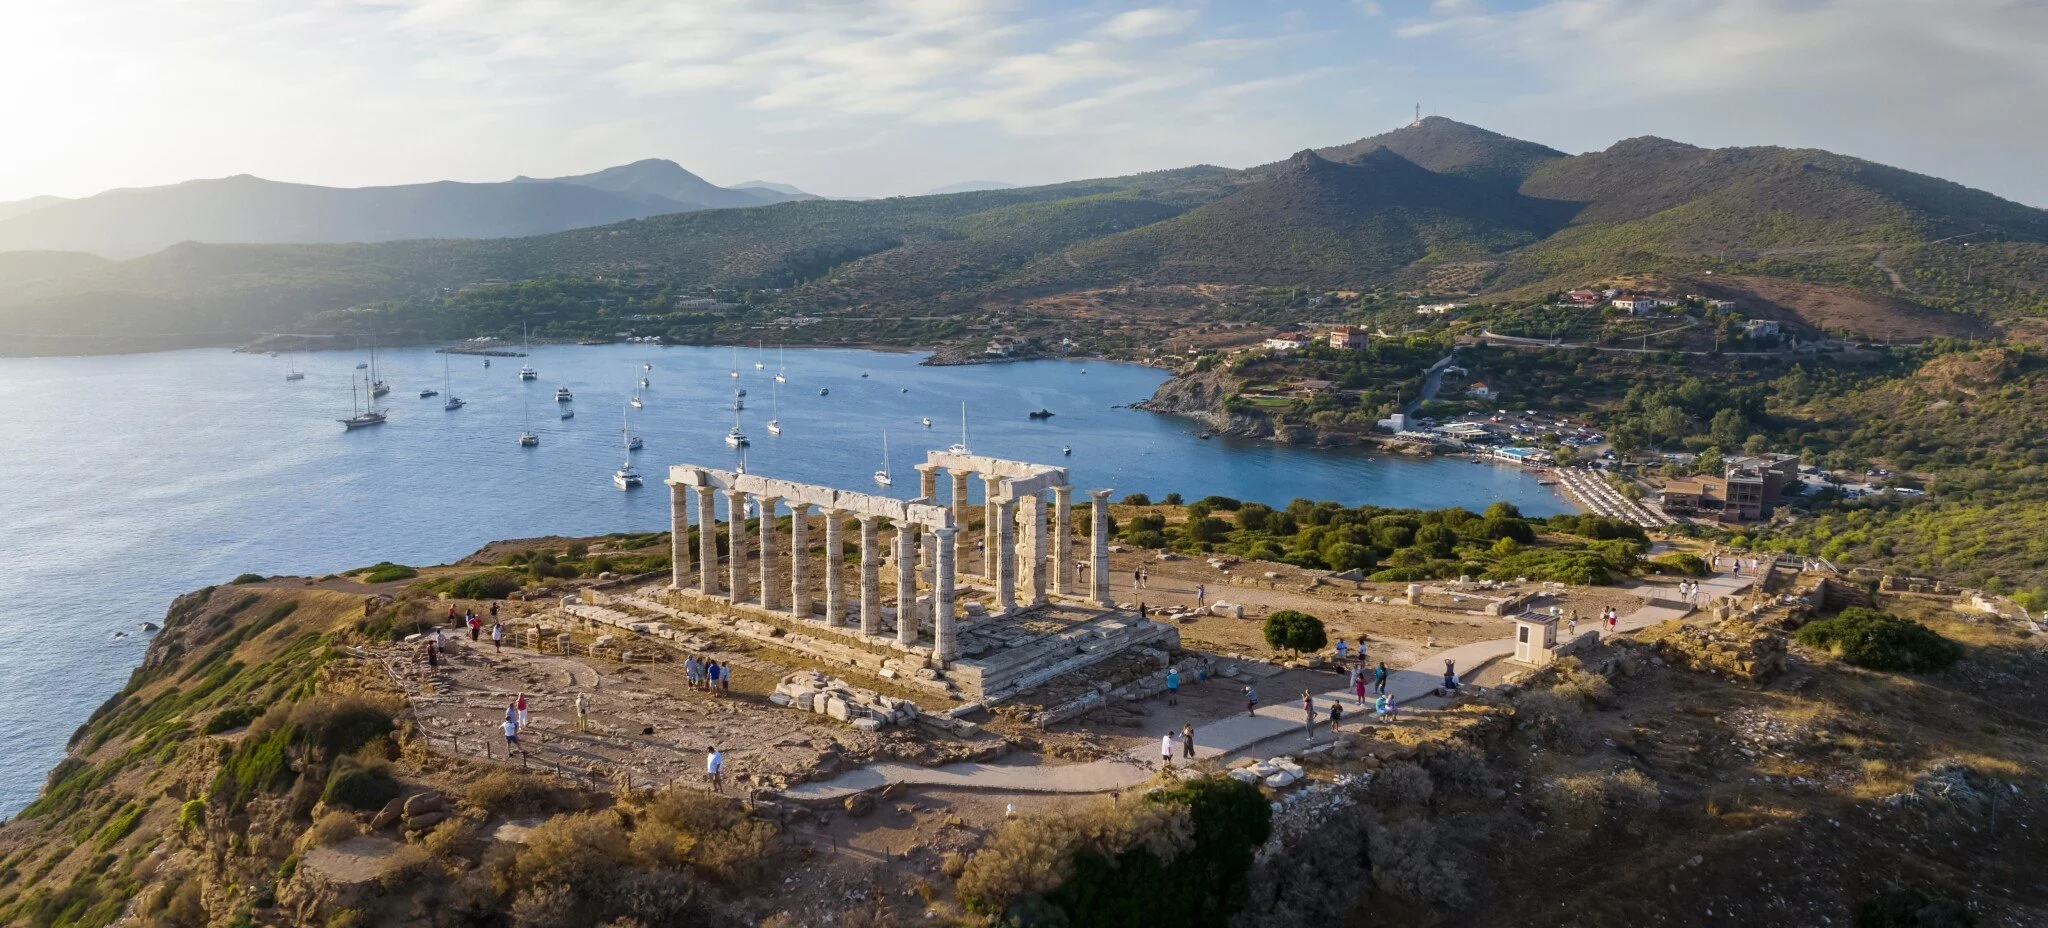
<box><xmin>2</xmin><ymin>0</ymin><xmax>2044</xmax><ymax>206</ymax></box>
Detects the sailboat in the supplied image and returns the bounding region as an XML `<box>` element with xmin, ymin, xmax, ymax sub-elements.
<box><xmin>284</xmin><ymin>358</ymin><xmax>304</xmax><ymax>382</ymax></box>
<box><xmin>754</xmin><ymin>341</ymin><xmax>766</xmax><ymax>370</ymax></box>
<box><xmin>518</xmin><ymin>394</ymin><xmax>538</xmax><ymax>446</ymax></box>
<box><xmin>767</xmin><ymin>379</ymin><xmax>782</xmax><ymax>435</ymax></box>
<box><xmin>614</xmin><ymin>411</ymin><xmax>643</xmax><ymax>489</ymax></box>
<box><xmin>874</xmin><ymin>430</ymin><xmax>893</xmax><ymax>487</ymax></box>
<box><xmin>443</xmin><ymin>355</ymin><xmax>465</xmax><ymax>410</ymax></box>
<box><xmin>724</xmin><ymin>391</ymin><xmax>750</xmax><ymax>447</ymax></box>
<box><xmin>729</xmin><ymin>347</ymin><xmax>740</xmax><ymax>379</ymax></box>
<box><xmin>630</xmin><ymin>390</ymin><xmax>643</xmax><ymax>409</ymax></box>
<box><xmin>518</xmin><ymin>324</ymin><xmax>538</xmax><ymax>380</ymax></box>
<box><xmin>948</xmin><ymin>402</ymin><xmax>971</xmax><ymax>454</ymax></box>
<box><xmin>368</xmin><ymin>337</ymin><xmax>389</xmax><ymax>397</ymax></box>
<box><xmin>774</xmin><ymin>345</ymin><xmax>787</xmax><ymax>384</ymax></box>
<box><xmin>338</xmin><ymin>373</ymin><xmax>387</xmax><ymax>429</ymax></box>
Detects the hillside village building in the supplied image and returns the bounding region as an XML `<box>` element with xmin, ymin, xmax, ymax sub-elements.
<box><xmin>1660</xmin><ymin>453</ymin><xmax>1801</xmax><ymax>522</ymax></box>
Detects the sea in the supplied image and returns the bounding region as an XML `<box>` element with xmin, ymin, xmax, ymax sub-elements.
<box><xmin>0</xmin><ymin>343</ymin><xmax>1565</xmax><ymax>816</ymax></box>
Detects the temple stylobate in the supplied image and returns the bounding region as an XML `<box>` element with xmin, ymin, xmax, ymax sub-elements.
<box><xmin>662</xmin><ymin>452</ymin><xmax>1118</xmax><ymax>672</ymax></box>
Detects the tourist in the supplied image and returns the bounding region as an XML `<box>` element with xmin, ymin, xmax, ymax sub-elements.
<box><xmin>1181</xmin><ymin>723</ymin><xmax>1196</xmax><ymax>759</ymax></box>
<box><xmin>706</xmin><ymin>661</ymin><xmax>722</xmax><ymax>693</ymax></box>
<box><xmin>1197</xmin><ymin>658</ymin><xmax>1211</xmax><ymax>683</ymax></box>
<box><xmin>515</xmin><ymin>692</ymin><xmax>529</xmax><ymax>728</ymax></box>
<box><xmin>434</xmin><ymin>626</ymin><xmax>447</xmax><ymax>651</ymax></box>
<box><xmin>468</xmin><ymin>614</ymin><xmax>480</xmax><ymax>642</ymax></box>
<box><xmin>1374</xmin><ymin>693</ymin><xmax>1390</xmax><ymax>716</ymax></box>
<box><xmin>1195</xmin><ymin>584</ymin><xmax>1206</xmax><ymax>606</ymax></box>
<box><xmin>1353</xmin><ymin>669</ymin><xmax>1367</xmax><ymax>706</ymax></box>
<box><xmin>1139</xmin><ymin>602</ymin><xmax>1147</xmax><ymax>619</ymax></box>
<box><xmin>424</xmin><ymin>642</ymin><xmax>438</xmax><ymax>673</ymax></box>
<box><xmin>1444</xmin><ymin>658</ymin><xmax>1456</xmax><ymax>680</ymax></box>
<box><xmin>1302</xmin><ymin>690</ymin><xmax>1315</xmax><ymax>742</ymax></box>
<box><xmin>721</xmin><ymin>662</ymin><xmax>732</xmax><ymax>692</ymax></box>
<box><xmin>1567</xmin><ymin>613</ymin><xmax>1578</xmax><ymax>636</ymax></box>
<box><xmin>446</xmin><ymin>605</ymin><xmax>458</xmax><ymax>625</ymax></box>
<box><xmin>490</xmin><ymin>602</ymin><xmax>499</xmax><ymax>621</ymax></box>
<box><xmin>1161</xmin><ymin>732</ymin><xmax>1175</xmax><ymax>770</ymax></box>
<box><xmin>706</xmin><ymin>746</ymin><xmax>724</xmax><ymax>793</ymax></box>
<box><xmin>1165</xmin><ymin>666</ymin><xmax>1180</xmax><ymax>706</ymax></box>
<box><xmin>1335</xmin><ymin>638</ymin><xmax>1349</xmax><ymax>662</ymax></box>
<box><xmin>1357</xmin><ymin>638</ymin><xmax>1367</xmax><ymax>663</ymax></box>
<box><xmin>502</xmin><ymin>718</ymin><xmax>522</xmax><ymax>755</ymax></box>
<box><xmin>1374</xmin><ymin>662</ymin><xmax>1388</xmax><ymax>696</ymax></box>
<box><xmin>491</xmin><ymin>622</ymin><xmax>504</xmax><ymax>652</ymax></box>
<box><xmin>685</xmin><ymin>657</ymin><xmax>701</xmax><ymax>687</ymax></box>
<box><xmin>1330</xmin><ymin>700</ymin><xmax>1344</xmax><ymax>734</ymax></box>
<box><xmin>504</xmin><ymin>701</ymin><xmax>516</xmax><ymax>725</ymax></box>
<box><xmin>1244</xmin><ymin>685</ymin><xmax>1259</xmax><ymax>716</ymax></box>
<box><xmin>574</xmin><ymin>692</ymin><xmax>588</xmax><ymax>733</ymax></box>
<box><xmin>1133</xmin><ymin>568</ymin><xmax>1144</xmax><ymax>590</ymax></box>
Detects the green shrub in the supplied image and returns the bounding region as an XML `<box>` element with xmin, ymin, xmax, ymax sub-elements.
<box><xmin>212</xmin><ymin>722</ymin><xmax>297</xmax><ymax>807</ymax></box>
<box><xmin>94</xmin><ymin>802</ymin><xmax>147</xmax><ymax>849</ymax></box>
<box><xmin>358</xmin><ymin>562</ymin><xmax>418</xmax><ymax>584</ymax></box>
<box><xmin>178</xmin><ymin>799</ymin><xmax>205</xmax><ymax>831</ymax></box>
<box><xmin>292</xmin><ymin>697</ymin><xmax>396</xmax><ymax>757</ymax></box>
<box><xmin>1120</xmin><ymin>493</ymin><xmax>1152</xmax><ymax>506</ymax></box>
<box><xmin>231</xmin><ymin>573</ymin><xmax>267</xmax><ymax>585</ymax></box>
<box><xmin>445</xmin><ymin>570</ymin><xmax>525</xmax><ymax>600</ymax></box>
<box><xmin>1263</xmin><ymin>610</ymin><xmax>1327</xmax><ymax>653</ymax></box>
<box><xmin>203</xmin><ymin>704</ymin><xmax>262</xmax><ymax>735</ymax></box>
<box><xmin>1648</xmin><ymin>553</ymin><xmax>1710</xmax><ymax>576</ymax></box>
<box><xmin>1796</xmin><ymin>608</ymin><xmax>1960</xmax><ymax>673</ymax></box>
<box><xmin>322</xmin><ymin>758</ymin><xmax>401</xmax><ymax>811</ymax></box>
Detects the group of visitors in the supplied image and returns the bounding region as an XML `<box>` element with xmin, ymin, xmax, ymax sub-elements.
<box><xmin>1347</xmin><ymin>661</ymin><xmax>1390</xmax><ymax>704</ymax></box>
<box><xmin>1676</xmin><ymin>579</ymin><xmax>1705</xmax><ymax>604</ymax></box>
<box><xmin>500</xmin><ymin>693</ymin><xmax>531</xmax><ymax>754</ymax></box>
<box><xmin>1159</xmin><ymin>723</ymin><xmax>1196</xmax><ymax>769</ymax></box>
<box><xmin>685</xmin><ymin>656</ymin><xmax>732</xmax><ymax>692</ymax></box>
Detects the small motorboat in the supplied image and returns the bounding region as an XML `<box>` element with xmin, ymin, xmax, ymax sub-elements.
<box><xmin>819</xmin><ymin>388</ymin><xmax>829</xmax><ymax>396</ymax></box>
<box><xmin>419</xmin><ymin>388</ymin><xmax>439</xmax><ymax>399</ymax></box>
<box><xmin>483</xmin><ymin>359</ymin><xmax>490</xmax><ymax>368</ymax></box>
<box><xmin>1062</xmin><ymin>445</ymin><xmax>1071</xmax><ymax>456</ymax></box>
<box><xmin>732</xmin><ymin>398</ymin><xmax>744</xmax><ymax>411</ymax></box>
<box><xmin>631</xmin><ymin>395</ymin><xmax>643</xmax><ymax>409</ymax></box>
<box><xmin>639</xmin><ymin>377</ymin><xmax>650</xmax><ymax>388</ymax></box>
<box><xmin>628</xmin><ymin>436</ymin><xmax>643</xmax><ymax>451</ymax></box>
<box><xmin>899</xmin><ymin>387</ymin><xmax>907</xmax><ymax>393</ymax></box>
<box><xmin>519</xmin><ymin>432</ymin><xmax>539</xmax><ymax>447</ymax></box>
<box><xmin>444</xmin><ymin>396</ymin><xmax>465</xmax><ymax>410</ymax></box>
<box><xmin>560</xmin><ymin>407</ymin><xmax>575</xmax><ymax>420</ymax></box>
<box><xmin>355</xmin><ymin>362</ymin><xmax>368</xmax><ymax>369</ymax></box>
<box><xmin>1028</xmin><ymin>408</ymin><xmax>1054</xmax><ymax>419</ymax></box>
<box><xmin>285</xmin><ymin>371</ymin><xmax>304</xmax><ymax>382</ymax></box>
<box><xmin>768</xmin><ymin>419</ymin><xmax>782</xmax><ymax>435</ymax></box>
<box><xmin>643</xmin><ymin>362</ymin><xmax>651</xmax><ymax>371</ymax></box>
<box><xmin>860</xmin><ymin>372</ymin><xmax>868</xmax><ymax>378</ymax></box>
<box><xmin>921</xmin><ymin>417</ymin><xmax>933</xmax><ymax>428</ymax></box>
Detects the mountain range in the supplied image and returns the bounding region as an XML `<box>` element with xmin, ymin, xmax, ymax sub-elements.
<box><xmin>2</xmin><ymin>117</ymin><xmax>2043</xmax><ymax>349</ymax></box>
<box><xmin>0</xmin><ymin>160</ymin><xmax>817</xmax><ymax>259</ymax></box>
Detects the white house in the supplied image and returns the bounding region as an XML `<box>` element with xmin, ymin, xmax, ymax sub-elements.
<box><xmin>1467</xmin><ymin>382</ymin><xmax>1496</xmax><ymax>399</ymax></box>
<box><xmin>1264</xmin><ymin>333</ymin><xmax>1305</xmax><ymax>352</ymax></box>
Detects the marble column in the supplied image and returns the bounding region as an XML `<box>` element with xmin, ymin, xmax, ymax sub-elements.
<box><xmin>859</xmin><ymin>516</ymin><xmax>882</xmax><ymax>637</ymax></box>
<box><xmin>696</xmin><ymin>486</ymin><xmax>719</xmax><ymax>596</ymax></box>
<box><xmin>788</xmin><ymin>502</ymin><xmax>810</xmax><ymax>619</ymax></box>
<box><xmin>1052</xmin><ymin>485</ymin><xmax>1075</xmax><ymax>597</ymax></box>
<box><xmin>983</xmin><ymin>474</ymin><xmax>1004</xmax><ymax>581</ymax></box>
<box><xmin>1021</xmin><ymin>494</ymin><xmax>1048</xmax><ymax>606</ymax></box>
<box><xmin>915</xmin><ymin>463</ymin><xmax>940</xmax><ymax>502</ymax></box>
<box><xmin>727</xmin><ymin>490</ymin><xmax>750</xmax><ymax>603</ymax></box>
<box><xmin>1089</xmin><ymin>489</ymin><xmax>1113</xmax><ymax>608</ymax></box>
<box><xmin>896</xmin><ymin>523</ymin><xmax>919</xmax><ymax>646</ymax></box>
<box><xmin>823</xmin><ymin>509</ymin><xmax>844</xmax><ymax>626</ymax></box>
<box><xmin>757</xmin><ymin>495</ymin><xmax>782</xmax><ymax>612</ymax></box>
<box><xmin>950</xmin><ymin>470</ymin><xmax>972</xmax><ymax>576</ymax></box>
<box><xmin>669</xmin><ymin>483</ymin><xmax>689</xmax><ymax>589</ymax></box>
<box><xmin>932</xmin><ymin>526</ymin><xmax>959</xmax><ymax>661</ymax></box>
<box><xmin>995</xmin><ymin>498</ymin><xmax>1018</xmax><ymax>613</ymax></box>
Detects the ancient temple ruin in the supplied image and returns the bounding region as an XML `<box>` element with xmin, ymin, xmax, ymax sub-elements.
<box><xmin>643</xmin><ymin>452</ymin><xmax>1176</xmax><ymax>702</ymax></box>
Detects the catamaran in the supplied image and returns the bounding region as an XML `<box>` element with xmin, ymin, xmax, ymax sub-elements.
<box><xmin>874</xmin><ymin>430</ymin><xmax>893</xmax><ymax>487</ymax></box>
<box><xmin>767</xmin><ymin>379</ymin><xmax>782</xmax><ymax>435</ymax></box>
<box><xmin>518</xmin><ymin>324</ymin><xmax>538</xmax><ymax>380</ymax></box>
<box><xmin>948</xmin><ymin>402</ymin><xmax>971</xmax><ymax>454</ymax></box>
<box><xmin>614</xmin><ymin>412</ymin><xmax>643</xmax><ymax>489</ymax></box>
<box><xmin>555</xmin><ymin>385</ymin><xmax>573</xmax><ymax>403</ymax></box>
<box><xmin>442</xmin><ymin>355</ymin><xmax>465</xmax><ymax>410</ymax></box>
<box><xmin>338</xmin><ymin>373</ymin><xmax>387</xmax><ymax>430</ymax></box>
<box><xmin>724</xmin><ymin>391</ymin><xmax>750</xmax><ymax>447</ymax></box>
<box><xmin>518</xmin><ymin>394</ymin><xmax>538</xmax><ymax>446</ymax></box>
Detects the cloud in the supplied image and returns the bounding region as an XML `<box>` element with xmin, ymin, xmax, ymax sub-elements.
<box><xmin>1096</xmin><ymin>7</ymin><xmax>1199</xmax><ymax>40</ymax></box>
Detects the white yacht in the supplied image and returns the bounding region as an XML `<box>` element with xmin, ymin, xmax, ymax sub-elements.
<box><xmin>614</xmin><ymin>413</ymin><xmax>642</xmax><ymax>489</ymax></box>
<box><xmin>948</xmin><ymin>403</ymin><xmax>971</xmax><ymax>454</ymax></box>
<box><xmin>518</xmin><ymin>324</ymin><xmax>538</xmax><ymax>380</ymax></box>
<box><xmin>922</xmin><ymin>417</ymin><xmax>933</xmax><ymax>428</ymax></box>
<box><xmin>774</xmin><ymin>345</ymin><xmax>787</xmax><ymax>384</ymax></box>
<box><xmin>766</xmin><ymin>380</ymin><xmax>782</xmax><ymax>435</ymax></box>
<box><xmin>874</xmin><ymin>430</ymin><xmax>893</xmax><ymax>487</ymax></box>
<box><xmin>518</xmin><ymin>394</ymin><xmax>538</xmax><ymax>446</ymax></box>
<box><xmin>754</xmin><ymin>341</ymin><xmax>766</xmax><ymax>370</ymax></box>
<box><xmin>725</xmin><ymin>391</ymin><xmax>749</xmax><ymax>447</ymax></box>
<box><xmin>555</xmin><ymin>385</ymin><xmax>573</xmax><ymax>403</ymax></box>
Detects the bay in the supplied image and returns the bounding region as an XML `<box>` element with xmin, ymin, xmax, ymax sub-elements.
<box><xmin>0</xmin><ymin>343</ymin><xmax>1563</xmax><ymax>815</ymax></box>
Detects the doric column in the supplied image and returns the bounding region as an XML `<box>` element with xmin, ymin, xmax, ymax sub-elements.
<box><xmin>896</xmin><ymin>523</ymin><xmax>919</xmax><ymax>646</ymax></box>
<box><xmin>788</xmin><ymin>502</ymin><xmax>810</xmax><ymax>619</ymax></box>
<box><xmin>1053</xmin><ymin>485</ymin><xmax>1075</xmax><ymax>597</ymax></box>
<box><xmin>950</xmin><ymin>470</ymin><xmax>972</xmax><ymax>576</ymax></box>
<box><xmin>983</xmin><ymin>474</ymin><xmax>1004</xmax><ymax>580</ymax></box>
<box><xmin>1021</xmin><ymin>494</ymin><xmax>1048</xmax><ymax>606</ymax></box>
<box><xmin>726</xmin><ymin>489</ymin><xmax>750</xmax><ymax>603</ymax></box>
<box><xmin>859</xmin><ymin>516</ymin><xmax>882</xmax><ymax>637</ymax></box>
<box><xmin>915</xmin><ymin>463</ymin><xmax>940</xmax><ymax>501</ymax></box>
<box><xmin>696</xmin><ymin>486</ymin><xmax>719</xmax><ymax>596</ymax></box>
<box><xmin>995</xmin><ymin>498</ymin><xmax>1018</xmax><ymax>613</ymax></box>
<box><xmin>823</xmin><ymin>509</ymin><xmax>844</xmax><ymax>625</ymax></box>
<box><xmin>1089</xmin><ymin>489</ymin><xmax>1113</xmax><ymax>608</ymax></box>
<box><xmin>933</xmin><ymin>526</ymin><xmax>959</xmax><ymax>662</ymax></box>
<box><xmin>757</xmin><ymin>495</ymin><xmax>782</xmax><ymax>612</ymax></box>
<box><xmin>669</xmin><ymin>482</ymin><xmax>689</xmax><ymax>589</ymax></box>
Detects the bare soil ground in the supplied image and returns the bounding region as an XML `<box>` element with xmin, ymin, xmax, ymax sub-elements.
<box><xmin>1704</xmin><ymin>275</ymin><xmax>1992</xmax><ymax>340</ymax></box>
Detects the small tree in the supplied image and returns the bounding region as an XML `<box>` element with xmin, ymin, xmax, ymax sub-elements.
<box><xmin>1263</xmin><ymin>610</ymin><xmax>1327</xmax><ymax>653</ymax></box>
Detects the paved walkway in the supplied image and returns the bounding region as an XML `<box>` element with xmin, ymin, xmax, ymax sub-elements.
<box><xmin>780</xmin><ymin>573</ymin><xmax>1754</xmax><ymax>801</ymax></box>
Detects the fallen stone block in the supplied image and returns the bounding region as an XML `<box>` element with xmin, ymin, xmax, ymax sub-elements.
<box><xmin>851</xmin><ymin>718</ymin><xmax>883</xmax><ymax>733</ymax></box>
<box><xmin>768</xmin><ymin>692</ymin><xmax>792</xmax><ymax>707</ymax></box>
<box><xmin>1228</xmin><ymin>768</ymin><xmax>1263</xmax><ymax>784</ymax></box>
<box><xmin>1263</xmin><ymin>770</ymin><xmax>1300</xmax><ymax>788</ymax></box>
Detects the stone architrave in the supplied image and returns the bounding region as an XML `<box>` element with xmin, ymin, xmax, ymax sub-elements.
<box><xmin>788</xmin><ymin>502</ymin><xmax>810</xmax><ymax>618</ymax></box>
<box><xmin>757</xmin><ymin>496</ymin><xmax>782</xmax><ymax>612</ymax></box>
<box><xmin>1052</xmin><ymin>485</ymin><xmax>1074</xmax><ymax>596</ymax></box>
<box><xmin>896</xmin><ymin>523</ymin><xmax>918</xmax><ymax>646</ymax></box>
<box><xmin>933</xmin><ymin>526</ymin><xmax>959</xmax><ymax>661</ymax></box>
<box><xmin>696</xmin><ymin>486</ymin><xmax>719</xmax><ymax>595</ymax></box>
<box><xmin>727</xmin><ymin>489</ymin><xmax>750</xmax><ymax>603</ymax></box>
<box><xmin>951</xmin><ymin>470</ymin><xmax>973</xmax><ymax>576</ymax></box>
<box><xmin>1089</xmin><ymin>489</ymin><xmax>1113</xmax><ymax>607</ymax></box>
<box><xmin>859</xmin><ymin>516</ymin><xmax>882</xmax><ymax>636</ymax></box>
<box><xmin>995</xmin><ymin>499</ymin><xmax>1018</xmax><ymax>612</ymax></box>
<box><xmin>669</xmin><ymin>483</ymin><xmax>690</xmax><ymax>589</ymax></box>
<box><xmin>823</xmin><ymin>509</ymin><xmax>844</xmax><ymax>625</ymax></box>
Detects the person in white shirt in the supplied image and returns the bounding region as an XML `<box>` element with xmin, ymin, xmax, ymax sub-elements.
<box><xmin>1161</xmin><ymin>732</ymin><xmax>1175</xmax><ymax>770</ymax></box>
<box><xmin>706</xmin><ymin>746</ymin><xmax>725</xmax><ymax>793</ymax></box>
<box><xmin>501</xmin><ymin>719</ymin><xmax>521</xmax><ymax>755</ymax></box>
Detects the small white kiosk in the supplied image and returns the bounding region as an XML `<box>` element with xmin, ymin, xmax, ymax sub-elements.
<box><xmin>1511</xmin><ymin>610</ymin><xmax>1560</xmax><ymax>667</ymax></box>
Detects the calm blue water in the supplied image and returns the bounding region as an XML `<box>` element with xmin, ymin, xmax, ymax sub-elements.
<box><xmin>0</xmin><ymin>344</ymin><xmax>1562</xmax><ymax>815</ymax></box>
